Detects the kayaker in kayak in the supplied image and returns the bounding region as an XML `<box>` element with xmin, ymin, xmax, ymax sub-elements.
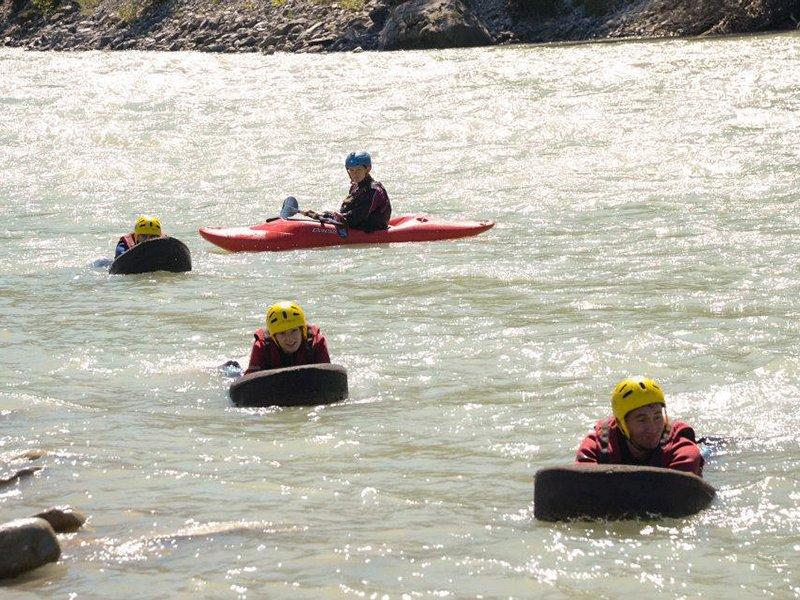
<box><xmin>575</xmin><ymin>377</ymin><xmax>704</xmax><ymax>476</ymax></box>
<box><xmin>308</xmin><ymin>151</ymin><xmax>391</xmax><ymax>233</ymax></box>
<box><xmin>115</xmin><ymin>215</ymin><xmax>164</xmax><ymax>257</ymax></box>
<box><xmin>244</xmin><ymin>301</ymin><xmax>331</xmax><ymax>374</ymax></box>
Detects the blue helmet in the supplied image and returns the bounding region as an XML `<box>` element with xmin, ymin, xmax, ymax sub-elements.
<box><xmin>345</xmin><ymin>151</ymin><xmax>371</xmax><ymax>169</ymax></box>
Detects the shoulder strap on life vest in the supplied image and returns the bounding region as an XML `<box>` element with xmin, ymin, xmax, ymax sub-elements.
<box><xmin>122</xmin><ymin>233</ymin><xmax>136</xmax><ymax>249</ymax></box>
<box><xmin>598</xmin><ymin>418</ymin><xmax>612</xmax><ymax>464</ymax></box>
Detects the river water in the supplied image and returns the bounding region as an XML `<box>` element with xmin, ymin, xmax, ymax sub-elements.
<box><xmin>1</xmin><ymin>33</ymin><xmax>799</xmax><ymax>598</ymax></box>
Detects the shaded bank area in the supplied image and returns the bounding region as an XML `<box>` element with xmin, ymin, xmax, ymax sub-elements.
<box><xmin>0</xmin><ymin>0</ymin><xmax>798</xmax><ymax>53</ymax></box>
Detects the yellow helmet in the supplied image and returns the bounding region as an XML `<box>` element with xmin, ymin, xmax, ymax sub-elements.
<box><xmin>611</xmin><ymin>377</ymin><xmax>666</xmax><ymax>438</ymax></box>
<box><xmin>134</xmin><ymin>215</ymin><xmax>162</xmax><ymax>237</ymax></box>
<box><xmin>266</xmin><ymin>301</ymin><xmax>307</xmax><ymax>339</ymax></box>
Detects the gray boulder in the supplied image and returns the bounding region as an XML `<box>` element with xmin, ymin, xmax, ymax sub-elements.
<box><xmin>378</xmin><ymin>0</ymin><xmax>493</xmax><ymax>50</ymax></box>
<box><xmin>34</xmin><ymin>506</ymin><xmax>87</xmax><ymax>534</ymax></box>
<box><xmin>0</xmin><ymin>518</ymin><xmax>61</xmax><ymax>579</ymax></box>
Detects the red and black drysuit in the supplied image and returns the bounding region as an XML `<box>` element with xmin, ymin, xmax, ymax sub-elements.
<box><xmin>244</xmin><ymin>324</ymin><xmax>330</xmax><ymax>375</ymax></box>
<box><xmin>338</xmin><ymin>174</ymin><xmax>391</xmax><ymax>232</ymax></box>
<box><xmin>575</xmin><ymin>417</ymin><xmax>704</xmax><ymax>476</ymax></box>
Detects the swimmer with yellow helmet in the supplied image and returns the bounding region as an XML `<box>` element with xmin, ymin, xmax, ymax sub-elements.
<box><xmin>575</xmin><ymin>377</ymin><xmax>704</xmax><ymax>476</ymax></box>
<box><xmin>115</xmin><ymin>215</ymin><xmax>164</xmax><ymax>257</ymax></box>
<box><xmin>244</xmin><ymin>301</ymin><xmax>331</xmax><ymax>374</ymax></box>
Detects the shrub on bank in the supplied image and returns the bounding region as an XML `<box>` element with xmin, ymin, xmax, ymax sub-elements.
<box><xmin>31</xmin><ymin>0</ymin><xmax>59</xmax><ymax>15</ymax></box>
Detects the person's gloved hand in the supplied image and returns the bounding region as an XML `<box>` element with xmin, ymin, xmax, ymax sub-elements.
<box><xmin>219</xmin><ymin>360</ymin><xmax>243</xmax><ymax>378</ymax></box>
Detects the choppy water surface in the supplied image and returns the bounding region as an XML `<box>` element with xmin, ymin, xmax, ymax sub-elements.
<box><xmin>1</xmin><ymin>33</ymin><xmax>800</xmax><ymax>597</ymax></box>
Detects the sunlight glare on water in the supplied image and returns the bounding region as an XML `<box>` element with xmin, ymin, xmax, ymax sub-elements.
<box><xmin>1</xmin><ymin>33</ymin><xmax>800</xmax><ymax>597</ymax></box>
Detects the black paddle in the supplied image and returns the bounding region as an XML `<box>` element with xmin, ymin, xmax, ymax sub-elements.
<box><xmin>280</xmin><ymin>196</ymin><xmax>348</xmax><ymax>238</ymax></box>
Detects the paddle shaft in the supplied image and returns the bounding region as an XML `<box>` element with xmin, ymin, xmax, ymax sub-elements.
<box><xmin>281</xmin><ymin>197</ymin><xmax>347</xmax><ymax>236</ymax></box>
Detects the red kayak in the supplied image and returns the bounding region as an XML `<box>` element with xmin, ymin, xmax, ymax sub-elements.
<box><xmin>198</xmin><ymin>215</ymin><xmax>495</xmax><ymax>252</ymax></box>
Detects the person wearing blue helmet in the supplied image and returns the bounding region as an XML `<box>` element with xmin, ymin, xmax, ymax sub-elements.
<box><xmin>320</xmin><ymin>151</ymin><xmax>392</xmax><ymax>233</ymax></box>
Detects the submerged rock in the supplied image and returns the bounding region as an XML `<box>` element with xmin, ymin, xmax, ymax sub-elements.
<box><xmin>34</xmin><ymin>506</ymin><xmax>87</xmax><ymax>534</ymax></box>
<box><xmin>14</xmin><ymin>449</ymin><xmax>47</xmax><ymax>461</ymax></box>
<box><xmin>379</xmin><ymin>0</ymin><xmax>493</xmax><ymax>49</ymax></box>
<box><xmin>0</xmin><ymin>518</ymin><xmax>61</xmax><ymax>580</ymax></box>
<box><xmin>0</xmin><ymin>466</ymin><xmax>42</xmax><ymax>489</ymax></box>
<box><xmin>0</xmin><ymin>448</ymin><xmax>46</xmax><ymax>463</ymax></box>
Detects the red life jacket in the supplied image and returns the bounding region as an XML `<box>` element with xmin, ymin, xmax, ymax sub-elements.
<box><xmin>245</xmin><ymin>324</ymin><xmax>330</xmax><ymax>375</ymax></box>
<box><xmin>255</xmin><ymin>328</ymin><xmax>315</xmax><ymax>368</ymax></box>
<box><xmin>120</xmin><ymin>233</ymin><xmax>137</xmax><ymax>251</ymax></box>
<box><xmin>119</xmin><ymin>232</ymin><xmax>166</xmax><ymax>251</ymax></box>
<box><xmin>577</xmin><ymin>417</ymin><xmax>704</xmax><ymax>475</ymax></box>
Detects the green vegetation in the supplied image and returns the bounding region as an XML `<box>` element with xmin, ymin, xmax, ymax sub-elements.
<box><xmin>32</xmin><ymin>0</ymin><xmax>60</xmax><ymax>16</ymax></box>
<box><xmin>266</xmin><ymin>0</ymin><xmax>365</xmax><ymax>11</ymax></box>
<box><xmin>116</xmin><ymin>0</ymin><xmax>140</xmax><ymax>22</ymax></box>
<box><xmin>77</xmin><ymin>0</ymin><xmax>101</xmax><ymax>15</ymax></box>
<box><xmin>339</xmin><ymin>0</ymin><xmax>364</xmax><ymax>10</ymax></box>
<box><xmin>114</xmin><ymin>0</ymin><xmax>166</xmax><ymax>23</ymax></box>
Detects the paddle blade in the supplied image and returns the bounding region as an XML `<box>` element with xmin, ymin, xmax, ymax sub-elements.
<box><xmin>280</xmin><ymin>196</ymin><xmax>300</xmax><ymax>219</ymax></box>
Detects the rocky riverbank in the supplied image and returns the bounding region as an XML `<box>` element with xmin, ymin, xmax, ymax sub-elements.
<box><xmin>0</xmin><ymin>0</ymin><xmax>798</xmax><ymax>53</ymax></box>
